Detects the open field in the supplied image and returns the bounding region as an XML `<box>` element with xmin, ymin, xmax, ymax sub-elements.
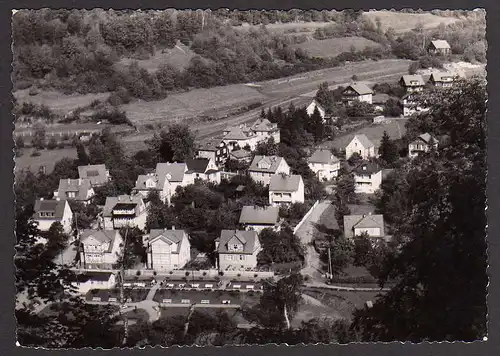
<box><xmin>117</xmin><ymin>42</ymin><xmax>197</xmax><ymax>72</ymax></box>
<box><xmin>15</xmin><ymin>147</ymin><xmax>78</xmax><ymax>175</ymax></box>
<box><xmin>362</xmin><ymin>10</ymin><xmax>460</xmax><ymax>33</ymax></box>
<box><xmin>323</xmin><ymin>120</ymin><xmax>408</xmax><ymax>153</ymax></box>
<box><xmin>236</xmin><ymin>21</ymin><xmax>333</xmax><ymax>33</ymax></box>
<box><xmin>291</xmin><ymin>37</ymin><xmax>382</xmax><ymax>58</ymax></box>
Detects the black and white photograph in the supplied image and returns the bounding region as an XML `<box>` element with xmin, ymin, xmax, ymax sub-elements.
<box><xmin>12</xmin><ymin>8</ymin><xmax>487</xmax><ymax>348</ymax></box>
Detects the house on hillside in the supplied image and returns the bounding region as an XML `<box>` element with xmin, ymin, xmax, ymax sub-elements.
<box><xmin>343</xmin><ymin>213</ymin><xmax>385</xmax><ymax>239</ymax></box>
<box><xmin>248</xmin><ymin>155</ymin><xmax>290</xmax><ymax>186</ymax></box>
<box><xmin>222</xmin><ymin>125</ymin><xmax>260</xmax><ymax>151</ymax></box>
<box><xmin>408</xmin><ymin>133</ymin><xmax>438</xmax><ymax>158</ymax></box>
<box><xmin>54</xmin><ymin>178</ymin><xmax>94</xmax><ymax>205</ymax></box>
<box><xmin>102</xmin><ymin>195</ymin><xmax>148</xmax><ymax>230</ymax></box>
<box><xmin>399</xmin><ymin>75</ymin><xmax>425</xmax><ymax>93</ymax></box>
<box><xmin>132</xmin><ymin>173</ymin><xmax>169</xmax><ymax>203</ymax></box>
<box><xmin>308</xmin><ymin>148</ymin><xmax>341</xmax><ymax>181</ymax></box>
<box><xmin>306</xmin><ymin>100</ymin><xmax>327</xmax><ymax>121</ymax></box>
<box><xmin>353</xmin><ymin>161</ymin><xmax>382</xmax><ymax>194</ymax></box>
<box><xmin>196</xmin><ymin>139</ymin><xmax>229</xmax><ymax>168</ymax></box>
<box><xmin>400</xmin><ymin>93</ymin><xmax>429</xmax><ymax>117</ymax></box>
<box><xmin>229</xmin><ymin>149</ymin><xmax>253</xmax><ymax>163</ymax></box>
<box><xmin>269</xmin><ymin>174</ymin><xmax>305</xmax><ymax>205</ymax></box>
<box><xmin>251</xmin><ymin>118</ymin><xmax>281</xmax><ymax>144</ymax></box>
<box><xmin>33</xmin><ymin>198</ymin><xmax>73</xmax><ymax>234</ymax></box>
<box><xmin>78</xmin><ymin>164</ymin><xmax>111</xmax><ymax>187</ymax></box>
<box><xmin>216</xmin><ymin>230</ymin><xmax>261</xmax><ymax>271</ymax></box>
<box><xmin>146</xmin><ymin>228</ymin><xmax>191</xmax><ymax>271</ymax></box>
<box><xmin>239</xmin><ymin>205</ymin><xmax>280</xmax><ymax>234</ymax></box>
<box><xmin>72</xmin><ymin>271</ymin><xmax>116</xmax><ymax>294</ymax></box>
<box><xmin>185</xmin><ymin>158</ymin><xmax>221</xmax><ymax>184</ymax></box>
<box><xmin>345</xmin><ymin>134</ymin><xmax>375</xmax><ymax>160</ymax></box>
<box><xmin>372</xmin><ymin>93</ymin><xmax>390</xmax><ymax>113</ymax></box>
<box><xmin>342</xmin><ymin>83</ymin><xmax>373</xmax><ymax>105</ymax></box>
<box><xmin>155</xmin><ymin>162</ymin><xmax>189</xmax><ymax>203</ymax></box>
<box><xmin>427</xmin><ymin>40</ymin><xmax>451</xmax><ymax>55</ymax></box>
<box><xmin>79</xmin><ymin>229</ymin><xmax>123</xmax><ymax>270</ymax></box>
<box><xmin>429</xmin><ymin>71</ymin><xmax>457</xmax><ymax>88</ymax></box>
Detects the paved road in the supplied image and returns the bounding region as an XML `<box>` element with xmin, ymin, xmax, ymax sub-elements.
<box><xmin>295</xmin><ymin>200</ymin><xmax>332</xmax><ymax>279</ymax></box>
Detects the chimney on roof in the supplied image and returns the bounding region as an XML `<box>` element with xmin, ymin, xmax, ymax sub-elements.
<box><xmin>78</xmin><ymin>178</ymin><xmax>82</xmax><ymax>185</ymax></box>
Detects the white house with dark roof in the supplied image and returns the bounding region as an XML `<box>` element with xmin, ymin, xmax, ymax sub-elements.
<box><xmin>185</xmin><ymin>158</ymin><xmax>221</xmax><ymax>184</ymax></box>
<box><xmin>250</xmin><ymin>118</ymin><xmax>281</xmax><ymax>143</ymax></box>
<box><xmin>54</xmin><ymin>178</ymin><xmax>94</xmax><ymax>204</ymax></box>
<box><xmin>353</xmin><ymin>161</ymin><xmax>382</xmax><ymax>194</ymax></box>
<box><xmin>146</xmin><ymin>228</ymin><xmax>191</xmax><ymax>271</ymax></box>
<box><xmin>342</xmin><ymin>83</ymin><xmax>373</xmax><ymax>105</ymax></box>
<box><xmin>216</xmin><ymin>230</ymin><xmax>262</xmax><ymax>271</ymax></box>
<box><xmin>33</xmin><ymin>198</ymin><xmax>73</xmax><ymax>234</ymax></box>
<box><xmin>239</xmin><ymin>205</ymin><xmax>280</xmax><ymax>234</ymax></box>
<box><xmin>306</xmin><ymin>100</ymin><xmax>327</xmax><ymax>121</ymax></box>
<box><xmin>222</xmin><ymin>125</ymin><xmax>260</xmax><ymax>151</ymax></box>
<box><xmin>308</xmin><ymin>149</ymin><xmax>341</xmax><ymax>181</ymax></box>
<box><xmin>345</xmin><ymin>134</ymin><xmax>375</xmax><ymax>160</ymax></box>
<box><xmin>269</xmin><ymin>174</ymin><xmax>305</xmax><ymax>205</ymax></box>
<box><xmin>408</xmin><ymin>133</ymin><xmax>438</xmax><ymax>158</ymax></box>
<box><xmin>102</xmin><ymin>195</ymin><xmax>148</xmax><ymax>231</ymax></box>
<box><xmin>196</xmin><ymin>139</ymin><xmax>229</xmax><ymax>168</ymax></box>
<box><xmin>343</xmin><ymin>213</ymin><xmax>385</xmax><ymax>239</ymax></box>
<box><xmin>132</xmin><ymin>173</ymin><xmax>170</xmax><ymax>203</ymax></box>
<box><xmin>429</xmin><ymin>71</ymin><xmax>457</xmax><ymax>88</ymax></box>
<box><xmin>79</xmin><ymin>229</ymin><xmax>123</xmax><ymax>269</ymax></box>
<box><xmin>155</xmin><ymin>162</ymin><xmax>189</xmax><ymax>202</ymax></box>
<box><xmin>72</xmin><ymin>271</ymin><xmax>116</xmax><ymax>294</ymax></box>
<box><xmin>77</xmin><ymin>164</ymin><xmax>110</xmax><ymax>187</ymax></box>
<box><xmin>248</xmin><ymin>155</ymin><xmax>290</xmax><ymax>186</ymax></box>
<box><xmin>427</xmin><ymin>40</ymin><xmax>451</xmax><ymax>55</ymax></box>
<box><xmin>399</xmin><ymin>75</ymin><xmax>425</xmax><ymax>93</ymax></box>
<box><xmin>401</xmin><ymin>93</ymin><xmax>429</xmax><ymax>117</ymax></box>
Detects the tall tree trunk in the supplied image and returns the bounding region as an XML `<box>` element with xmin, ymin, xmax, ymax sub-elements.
<box><xmin>283</xmin><ymin>304</ymin><xmax>291</xmax><ymax>330</ymax></box>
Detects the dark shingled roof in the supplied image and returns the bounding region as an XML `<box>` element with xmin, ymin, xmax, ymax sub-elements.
<box><xmin>80</xmin><ymin>230</ymin><xmax>120</xmax><ymax>253</ymax></box>
<box><xmin>185</xmin><ymin>158</ymin><xmax>210</xmax><ymax>174</ymax></box>
<box><xmin>78</xmin><ymin>164</ymin><xmax>108</xmax><ymax>186</ymax></box>
<box><xmin>353</xmin><ymin>161</ymin><xmax>382</xmax><ymax>176</ymax></box>
<box><xmin>76</xmin><ymin>271</ymin><xmax>114</xmax><ymax>283</ymax></box>
<box><xmin>239</xmin><ymin>206</ymin><xmax>280</xmax><ymax>225</ymax></box>
<box><xmin>269</xmin><ymin>174</ymin><xmax>303</xmax><ymax>192</ymax></box>
<box><xmin>33</xmin><ymin>199</ymin><xmax>69</xmax><ymax>220</ymax></box>
<box><xmin>343</xmin><ymin>214</ymin><xmax>385</xmax><ymax>239</ymax></box>
<box><xmin>216</xmin><ymin>230</ymin><xmax>259</xmax><ymax>254</ymax></box>
<box><xmin>56</xmin><ymin>178</ymin><xmax>93</xmax><ymax>201</ymax></box>
<box><xmin>148</xmin><ymin>229</ymin><xmax>187</xmax><ymax>253</ymax></box>
<box><xmin>249</xmin><ymin>155</ymin><xmax>287</xmax><ymax>173</ymax></box>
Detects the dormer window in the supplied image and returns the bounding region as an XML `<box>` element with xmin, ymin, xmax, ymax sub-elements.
<box><xmin>66</xmin><ymin>191</ymin><xmax>76</xmax><ymax>198</ymax></box>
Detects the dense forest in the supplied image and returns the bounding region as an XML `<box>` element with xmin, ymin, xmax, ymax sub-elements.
<box><xmin>12</xmin><ymin>9</ymin><xmax>485</xmax><ymax>102</ymax></box>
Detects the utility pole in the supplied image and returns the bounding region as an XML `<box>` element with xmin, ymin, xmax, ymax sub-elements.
<box><xmin>327</xmin><ymin>247</ymin><xmax>332</xmax><ymax>280</ymax></box>
<box><xmin>120</xmin><ymin>226</ymin><xmax>130</xmax><ymax>346</ymax></box>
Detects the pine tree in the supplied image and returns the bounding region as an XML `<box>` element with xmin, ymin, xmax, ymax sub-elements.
<box><xmin>76</xmin><ymin>143</ymin><xmax>90</xmax><ymax>165</ymax></box>
<box><xmin>378</xmin><ymin>131</ymin><xmax>399</xmax><ymax>165</ymax></box>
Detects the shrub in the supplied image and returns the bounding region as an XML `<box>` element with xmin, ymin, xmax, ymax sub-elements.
<box><xmin>169</xmin><ymin>271</ymin><xmax>173</xmax><ymax>275</ymax></box>
<box><xmin>153</xmin><ymin>271</ymin><xmax>157</xmax><ymax>276</ymax></box>
<box><xmin>57</xmin><ymin>142</ymin><xmax>66</xmax><ymax>149</ymax></box>
<box><xmin>136</xmin><ymin>271</ymin><xmax>141</xmax><ymax>276</ymax></box>
<box><xmin>31</xmin><ymin>150</ymin><xmax>41</xmax><ymax>157</ymax></box>
<box><xmin>47</xmin><ymin>137</ymin><xmax>58</xmax><ymax>150</ymax></box>
<box><xmin>29</xmin><ymin>86</ymin><xmax>39</xmax><ymax>96</ymax></box>
<box><xmin>237</xmin><ymin>273</ymin><xmax>241</xmax><ymax>278</ymax></box>
<box><xmin>219</xmin><ymin>271</ymin><xmax>224</xmax><ymax>276</ymax></box>
<box><xmin>254</xmin><ymin>273</ymin><xmax>258</xmax><ymax>278</ymax></box>
<box><xmin>202</xmin><ymin>272</ymin><xmax>207</xmax><ymax>276</ymax></box>
<box><xmin>185</xmin><ymin>271</ymin><xmax>190</xmax><ymax>277</ymax></box>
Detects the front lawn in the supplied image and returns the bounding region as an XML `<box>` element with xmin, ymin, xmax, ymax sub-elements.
<box><xmin>86</xmin><ymin>288</ymin><xmax>149</xmax><ymax>303</ymax></box>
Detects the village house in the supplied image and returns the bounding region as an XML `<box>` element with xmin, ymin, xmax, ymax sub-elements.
<box><xmin>429</xmin><ymin>71</ymin><xmax>457</xmax><ymax>88</ymax></box>
<box><xmin>216</xmin><ymin>230</ymin><xmax>262</xmax><ymax>271</ymax></box>
<box><xmin>372</xmin><ymin>93</ymin><xmax>390</xmax><ymax>114</ymax></box>
<box><xmin>33</xmin><ymin>198</ymin><xmax>73</xmax><ymax>234</ymax></box>
<box><xmin>306</xmin><ymin>99</ymin><xmax>327</xmax><ymax>121</ymax></box>
<box><xmin>343</xmin><ymin>213</ymin><xmax>385</xmax><ymax>239</ymax></box>
<box><xmin>399</xmin><ymin>75</ymin><xmax>425</xmax><ymax>93</ymax></box>
<box><xmin>308</xmin><ymin>148</ymin><xmax>341</xmax><ymax>181</ymax></box>
<box><xmin>408</xmin><ymin>133</ymin><xmax>438</xmax><ymax>158</ymax></box>
<box><xmin>102</xmin><ymin>195</ymin><xmax>148</xmax><ymax>231</ymax></box>
<box><xmin>342</xmin><ymin>83</ymin><xmax>374</xmax><ymax>105</ymax></box>
<box><xmin>72</xmin><ymin>271</ymin><xmax>116</xmax><ymax>295</ymax></box>
<box><xmin>77</xmin><ymin>164</ymin><xmax>111</xmax><ymax>187</ymax></box>
<box><xmin>132</xmin><ymin>173</ymin><xmax>169</xmax><ymax>203</ymax></box>
<box><xmin>427</xmin><ymin>39</ymin><xmax>451</xmax><ymax>55</ymax></box>
<box><xmin>269</xmin><ymin>174</ymin><xmax>305</xmax><ymax>205</ymax></box>
<box><xmin>156</xmin><ymin>162</ymin><xmax>189</xmax><ymax>203</ymax></box>
<box><xmin>146</xmin><ymin>228</ymin><xmax>191</xmax><ymax>271</ymax></box>
<box><xmin>53</xmin><ymin>178</ymin><xmax>94</xmax><ymax>204</ymax></box>
<box><xmin>185</xmin><ymin>158</ymin><xmax>221</xmax><ymax>184</ymax></box>
<box><xmin>228</xmin><ymin>149</ymin><xmax>253</xmax><ymax>163</ymax></box>
<box><xmin>239</xmin><ymin>205</ymin><xmax>280</xmax><ymax>234</ymax></box>
<box><xmin>248</xmin><ymin>155</ymin><xmax>291</xmax><ymax>186</ymax></box>
<box><xmin>79</xmin><ymin>229</ymin><xmax>123</xmax><ymax>270</ymax></box>
<box><xmin>196</xmin><ymin>138</ymin><xmax>229</xmax><ymax>168</ymax></box>
<box><xmin>345</xmin><ymin>134</ymin><xmax>375</xmax><ymax>160</ymax></box>
<box><xmin>400</xmin><ymin>93</ymin><xmax>429</xmax><ymax>117</ymax></box>
<box><xmin>250</xmin><ymin>118</ymin><xmax>281</xmax><ymax>143</ymax></box>
<box><xmin>353</xmin><ymin>161</ymin><xmax>383</xmax><ymax>194</ymax></box>
<box><xmin>222</xmin><ymin>125</ymin><xmax>260</xmax><ymax>151</ymax></box>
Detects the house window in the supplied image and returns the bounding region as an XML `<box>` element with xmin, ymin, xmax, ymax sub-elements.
<box><xmin>233</xmin><ymin>244</ymin><xmax>239</xmax><ymax>251</ymax></box>
<box><xmin>66</xmin><ymin>191</ymin><xmax>76</xmax><ymax>198</ymax></box>
<box><xmin>196</xmin><ymin>174</ymin><xmax>200</xmax><ymax>178</ymax></box>
<box><xmin>239</xmin><ymin>255</ymin><xmax>245</xmax><ymax>261</ymax></box>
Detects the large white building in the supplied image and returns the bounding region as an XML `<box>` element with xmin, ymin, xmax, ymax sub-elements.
<box><xmin>408</xmin><ymin>133</ymin><xmax>438</xmax><ymax>158</ymax></box>
<box><xmin>216</xmin><ymin>230</ymin><xmax>262</xmax><ymax>271</ymax></box>
<box><xmin>185</xmin><ymin>158</ymin><xmax>221</xmax><ymax>185</ymax></box>
<box><xmin>248</xmin><ymin>155</ymin><xmax>290</xmax><ymax>186</ymax></box>
<box><xmin>250</xmin><ymin>118</ymin><xmax>281</xmax><ymax>144</ymax></box>
<box><xmin>308</xmin><ymin>149</ymin><xmax>341</xmax><ymax>181</ymax></box>
<box><xmin>146</xmin><ymin>228</ymin><xmax>191</xmax><ymax>271</ymax></box>
<box><xmin>72</xmin><ymin>271</ymin><xmax>116</xmax><ymax>294</ymax></box>
<box><xmin>345</xmin><ymin>134</ymin><xmax>375</xmax><ymax>160</ymax></box>
<box><xmin>54</xmin><ymin>178</ymin><xmax>95</xmax><ymax>205</ymax></box>
<box><xmin>353</xmin><ymin>161</ymin><xmax>382</xmax><ymax>194</ymax></box>
<box><xmin>269</xmin><ymin>174</ymin><xmax>305</xmax><ymax>205</ymax></box>
<box><xmin>77</xmin><ymin>164</ymin><xmax>111</xmax><ymax>187</ymax></box>
<box><xmin>155</xmin><ymin>162</ymin><xmax>190</xmax><ymax>204</ymax></box>
<box><xmin>32</xmin><ymin>198</ymin><xmax>73</xmax><ymax>234</ymax></box>
<box><xmin>342</xmin><ymin>83</ymin><xmax>374</xmax><ymax>105</ymax></box>
<box><xmin>399</xmin><ymin>75</ymin><xmax>425</xmax><ymax>93</ymax></box>
<box><xmin>79</xmin><ymin>229</ymin><xmax>124</xmax><ymax>270</ymax></box>
<box><xmin>102</xmin><ymin>195</ymin><xmax>148</xmax><ymax>231</ymax></box>
<box><xmin>132</xmin><ymin>173</ymin><xmax>169</xmax><ymax>203</ymax></box>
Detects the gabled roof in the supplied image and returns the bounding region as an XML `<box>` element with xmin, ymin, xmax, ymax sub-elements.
<box><xmin>148</xmin><ymin>229</ymin><xmax>186</xmax><ymax>253</ymax></box>
<box><xmin>249</xmin><ymin>155</ymin><xmax>286</xmax><ymax>173</ymax></box>
<box><xmin>33</xmin><ymin>199</ymin><xmax>70</xmax><ymax>220</ymax></box>
<box><xmin>217</xmin><ymin>230</ymin><xmax>258</xmax><ymax>254</ymax></box>
<box><xmin>251</xmin><ymin>118</ymin><xmax>278</xmax><ymax>132</ymax></box>
<box><xmin>372</xmin><ymin>93</ymin><xmax>391</xmax><ymax>104</ymax></box>
<box><xmin>308</xmin><ymin>149</ymin><xmax>340</xmax><ymax>165</ymax></box>
<box><xmin>349</xmin><ymin>134</ymin><xmax>374</xmax><ymax>149</ymax></box>
<box><xmin>103</xmin><ymin>195</ymin><xmax>144</xmax><ymax>218</ymax></box>
<box><xmin>223</xmin><ymin>126</ymin><xmax>254</xmax><ymax>141</ymax></box>
<box><xmin>430</xmin><ymin>40</ymin><xmax>451</xmax><ymax>49</ymax></box>
<box><xmin>185</xmin><ymin>158</ymin><xmax>211</xmax><ymax>174</ymax></box>
<box><xmin>269</xmin><ymin>174</ymin><xmax>303</xmax><ymax>192</ymax></box>
<box><xmin>430</xmin><ymin>71</ymin><xmax>457</xmax><ymax>82</ymax></box>
<box><xmin>134</xmin><ymin>174</ymin><xmax>159</xmax><ymax>190</ymax></box>
<box><xmin>239</xmin><ymin>206</ymin><xmax>280</xmax><ymax>225</ymax></box>
<box><xmin>344</xmin><ymin>83</ymin><xmax>373</xmax><ymax>95</ymax></box>
<box><xmin>412</xmin><ymin>133</ymin><xmax>437</xmax><ymax>145</ymax></box>
<box><xmin>78</xmin><ymin>164</ymin><xmax>108</xmax><ymax>185</ymax></box>
<box><xmin>353</xmin><ymin>161</ymin><xmax>382</xmax><ymax>176</ymax></box>
<box><xmin>56</xmin><ymin>178</ymin><xmax>93</xmax><ymax>201</ymax></box>
<box><xmin>80</xmin><ymin>230</ymin><xmax>119</xmax><ymax>253</ymax></box>
<box><xmin>229</xmin><ymin>149</ymin><xmax>252</xmax><ymax>160</ymax></box>
<box><xmin>400</xmin><ymin>75</ymin><xmax>425</xmax><ymax>87</ymax></box>
<box><xmin>308</xmin><ymin>99</ymin><xmax>326</xmax><ymax>112</ymax></box>
<box><xmin>343</xmin><ymin>214</ymin><xmax>385</xmax><ymax>238</ymax></box>
<box><xmin>156</xmin><ymin>162</ymin><xmax>186</xmax><ymax>185</ymax></box>
<box><xmin>197</xmin><ymin>138</ymin><xmax>225</xmax><ymax>152</ymax></box>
